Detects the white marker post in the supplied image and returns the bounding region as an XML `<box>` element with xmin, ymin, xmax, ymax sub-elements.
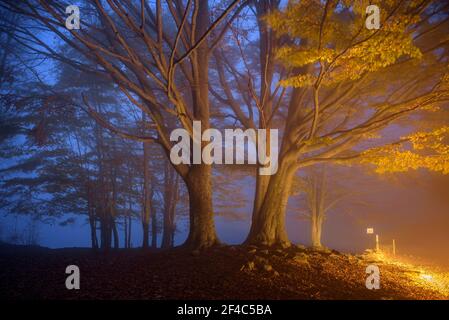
<box><xmin>366</xmin><ymin>228</ymin><xmax>375</xmax><ymax>251</ymax></box>
<box><xmin>375</xmin><ymin>234</ymin><xmax>380</xmax><ymax>252</ymax></box>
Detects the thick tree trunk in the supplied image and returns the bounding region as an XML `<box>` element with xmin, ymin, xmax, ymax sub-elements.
<box><xmin>181</xmin><ymin>0</ymin><xmax>218</xmax><ymax>250</ymax></box>
<box><xmin>252</xmin><ymin>174</ymin><xmax>270</xmax><ymax>220</ymax></box>
<box><xmin>251</xmin><ymin>0</ymin><xmax>278</xmax><ymax>221</ymax></box>
<box><xmin>246</xmin><ymin>158</ymin><xmax>296</xmax><ymax>246</ymax></box>
<box><xmin>183</xmin><ymin>164</ymin><xmax>218</xmax><ymax>249</ymax></box>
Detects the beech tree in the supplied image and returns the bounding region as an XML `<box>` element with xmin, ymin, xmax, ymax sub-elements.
<box><xmin>0</xmin><ymin>65</ymin><xmax>134</xmax><ymax>250</ymax></box>
<box><xmin>291</xmin><ymin>164</ymin><xmax>369</xmax><ymax>249</ymax></box>
<box><xmin>215</xmin><ymin>0</ymin><xmax>449</xmax><ymax>245</ymax></box>
<box><xmin>161</xmin><ymin>160</ymin><xmax>181</xmax><ymax>248</ymax></box>
<box><xmin>0</xmin><ymin>27</ymin><xmax>185</xmax><ymax>250</ymax></box>
<box><xmin>2</xmin><ymin>0</ymin><xmax>449</xmax><ymax>250</ymax></box>
<box><xmin>292</xmin><ymin>166</ymin><xmax>335</xmax><ymax>248</ymax></box>
<box><xmin>0</xmin><ymin>0</ymin><xmax>249</xmax><ymax>249</ymax></box>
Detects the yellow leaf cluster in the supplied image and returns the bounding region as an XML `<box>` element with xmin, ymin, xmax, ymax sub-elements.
<box><xmin>267</xmin><ymin>0</ymin><xmax>423</xmax><ymax>87</ymax></box>
<box><xmin>360</xmin><ymin>127</ymin><xmax>449</xmax><ymax>174</ymax></box>
<box><xmin>275</xmin><ymin>47</ymin><xmax>336</xmax><ymax>68</ymax></box>
<box><xmin>278</xmin><ymin>73</ymin><xmax>316</xmax><ymax>88</ymax></box>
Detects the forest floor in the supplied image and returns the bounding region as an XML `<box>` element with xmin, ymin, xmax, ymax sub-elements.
<box><xmin>0</xmin><ymin>242</ymin><xmax>448</xmax><ymax>300</ymax></box>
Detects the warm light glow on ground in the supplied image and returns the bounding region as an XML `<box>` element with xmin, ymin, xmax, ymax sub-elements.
<box><xmin>367</xmin><ymin>251</ymin><xmax>449</xmax><ymax>298</ymax></box>
<box><xmin>420</xmin><ymin>274</ymin><xmax>433</xmax><ymax>281</ymax></box>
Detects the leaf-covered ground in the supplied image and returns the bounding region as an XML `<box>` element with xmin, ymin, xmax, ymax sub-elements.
<box><xmin>0</xmin><ymin>243</ymin><xmax>448</xmax><ymax>300</ymax></box>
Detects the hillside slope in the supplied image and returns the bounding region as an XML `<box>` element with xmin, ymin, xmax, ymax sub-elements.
<box><xmin>0</xmin><ymin>244</ymin><xmax>447</xmax><ymax>300</ymax></box>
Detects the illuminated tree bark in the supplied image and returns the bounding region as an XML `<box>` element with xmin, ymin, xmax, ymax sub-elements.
<box><xmin>246</xmin><ymin>154</ymin><xmax>296</xmax><ymax>246</ymax></box>
<box><xmin>184</xmin><ymin>164</ymin><xmax>217</xmax><ymax>248</ymax></box>
<box><xmin>251</xmin><ymin>1</ymin><xmax>278</xmax><ymax>218</ymax></box>
<box><xmin>180</xmin><ymin>0</ymin><xmax>219</xmax><ymax>249</ymax></box>
<box><xmin>226</xmin><ymin>1</ymin><xmax>449</xmax><ymax>247</ymax></box>
<box><xmin>2</xmin><ymin>0</ymin><xmax>242</xmax><ymax>250</ymax></box>
<box><xmin>311</xmin><ymin>213</ymin><xmax>323</xmax><ymax>248</ymax></box>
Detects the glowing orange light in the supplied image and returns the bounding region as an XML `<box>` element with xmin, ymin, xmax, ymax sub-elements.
<box><xmin>420</xmin><ymin>274</ymin><xmax>433</xmax><ymax>281</ymax></box>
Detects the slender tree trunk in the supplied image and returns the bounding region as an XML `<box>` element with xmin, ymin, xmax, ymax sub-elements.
<box><xmin>170</xmin><ymin>174</ymin><xmax>179</xmax><ymax>246</ymax></box>
<box><xmin>311</xmin><ymin>212</ymin><xmax>323</xmax><ymax>248</ymax></box>
<box><xmin>162</xmin><ymin>163</ymin><xmax>171</xmax><ymax>248</ymax></box>
<box><xmin>151</xmin><ymin>201</ymin><xmax>157</xmax><ymax>248</ymax></box>
<box><xmin>100</xmin><ymin>218</ymin><xmax>106</xmax><ymax>250</ymax></box>
<box><xmin>317</xmin><ymin>216</ymin><xmax>323</xmax><ymax>247</ymax></box>
<box><xmin>142</xmin><ymin>141</ymin><xmax>151</xmax><ymax>248</ymax></box>
<box><xmin>162</xmin><ymin>164</ymin><xmax>179</xmax><ymax>248</ymax></box>
<box><xmin>142</xmin><ymin>220</ymin><xmax>150</xmax><ymax>248</ymax></box>
<box><xmin>162</xmin><ymin>213</ymin><xmax>173</xmax><ymax>248</ymax></box>
<box><xmin>106</xmin><ymin>224</ymin><xmax>112</xmax><ymax>250</ymax></box>
<box><xmin>126</xmin><ymin>194</ymin><xmax>132</xmax><ymax>248</ymax></box>
<box><xmin>106</xmin><ymin>215</ymin><xmax>112</xmax><ymax>250</ymax></box>
<box><xmin>100</xmin><ymin>208</ymin><xmax>111</xmax><ymax>251</ymax></box>
<box><xmin>110</xmin><ymin>163</ymin><xmax>119</xmax><ymax>250</ymax></box>
<box><xmin>112</xmin><ymin>217</ymin><xmax>119</xmax><ymax>249</ymax></box>
<box><xmin>311</xmin><ymin>168</ymin><xmax>327</xmax><ymax>248</ymax></box>
<box><xmin>124</xmin><ymin>214</ymin><xmax>128</xmax><ymax>249</ymax></box>
<box><xmin>88</xmin><ymin>197</ymin><xmax>98</xmax><ymax>249</ymax></box>
<box><xmin>88</xmin><ymin>214</ymin><xmax>98</xmax><ymax>249</ymax></box>
<box><xmin>99</xmin><ymin>209</ymin><xmax>105</xmax><ymax>249</ymax></box>
<box><xmin>128</xmin><ymin>211</ymin><xmax>132</xmax><ymax>248</ymax></box>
